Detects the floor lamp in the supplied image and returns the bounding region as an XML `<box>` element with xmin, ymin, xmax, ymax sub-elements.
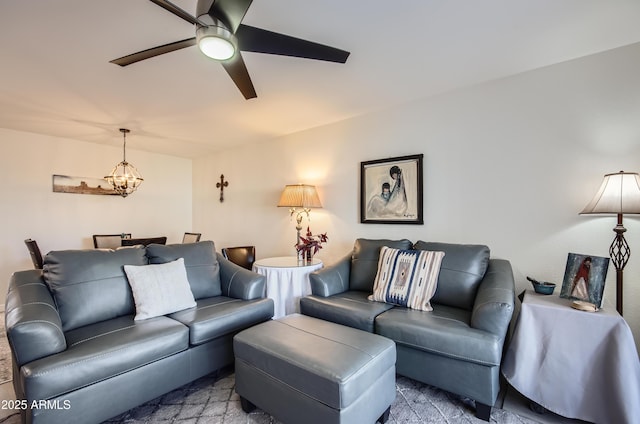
<box><xmin>580</xmin><ymin>171</ymin><xmax>640</xmax><ymax>315</ymax></box>
<box><xmin>277</xmin><ymin>184</ymin><xmax>323</xmax><ymax>257</ymax></box>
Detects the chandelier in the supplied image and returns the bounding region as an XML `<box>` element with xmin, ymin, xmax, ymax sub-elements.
<box><xmin>104</xmin><ymin>128</ymin><xmax>143</xmax><ymax>198</ymax></box>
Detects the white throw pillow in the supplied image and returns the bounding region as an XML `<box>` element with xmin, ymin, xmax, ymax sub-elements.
<box><xmin>369</xmin><ymin>246</ymin><xmax>445</xmax><ymax>312</ymax></box>
<box><xmin>124</xmin><ymin>258</ymin><xmax>196</xmax><ymax>320</ymax></box>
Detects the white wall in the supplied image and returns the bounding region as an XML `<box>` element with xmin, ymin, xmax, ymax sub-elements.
<box><xmin>0</xmin><ymin>129</ymin><xmax>193</xmax><ymax>299</ymax></box>
<box><xmin>194</xmin><ymin>43</ymin><xmax>640</xmax><ymax>349</ymax></box>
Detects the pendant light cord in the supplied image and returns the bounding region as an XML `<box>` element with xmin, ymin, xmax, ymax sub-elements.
<box><xmin>120</xmin><ymin>128</ymin><xmax>130</xmax><ymax>163</ymax></box>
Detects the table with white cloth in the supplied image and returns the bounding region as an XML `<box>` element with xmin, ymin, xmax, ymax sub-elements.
<box><xmin>502</xmin><ymin>290</ymin><xmax>640</xmax><ymax>424</ymax></box>
<box><xmin>252</xmin><ymin>256</ymin><xmax>323</xmax><ymax>319</ymax></box>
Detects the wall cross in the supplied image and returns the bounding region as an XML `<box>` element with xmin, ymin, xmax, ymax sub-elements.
<box><xmin>216</xmin><ymin>174</ymin><xmax>229</xmax><ymax>202</ymax></box>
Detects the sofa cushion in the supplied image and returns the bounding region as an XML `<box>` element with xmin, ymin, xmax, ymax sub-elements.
<box><xmin>375</xmin><ymin>306</ymin><xmax>502</xmax><ymax>366</ymax></box>
<box><xmin>300</xmin><ymin>291</ymin><xmax>395</xmax><ymax>333</ymax></box>
<box><xmin>350</xmin><ymin>238</ymin><xmax>412</xmax><ymax>292</ymax></box>
<box><xmin>43</xmin><ymin>247</ymin><xmax>147</xmax><ymax>332</ymax></box>
<box><xmin>146</xmin><ymin>241</ymin><xmax>222</xmax><ymax>300</ymax></box>
<box><xmin>22</xmin><ymin>315</ymin><xmax>189</xmax><ymax>401</ymax></box>
<box><xmin>369</xmin><ymin>246</ymin><xmax>444</xmax><ymax>312</ymax></box>
<box><xmin>168</xmin><ymin>296</ymin><xmax>274</xmax><ymax>345</ymax></box>
<box><xmin>124</xmin><ymin>258</ymin><xmax>197</xmax><ymax>320</ymax></box>
<box><xmin>413</xmin><ymin>241</ymin><xmax>490</xmax><ymax>310</ymax></box>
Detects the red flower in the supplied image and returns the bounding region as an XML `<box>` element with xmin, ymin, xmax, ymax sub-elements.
<box><xmin>296</xmin><ymin>226</ymin><xmax>328</xmax><ymax>255</ymax></box>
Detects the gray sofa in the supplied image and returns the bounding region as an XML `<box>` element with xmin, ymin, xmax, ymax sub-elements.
<box><xmin>5</xmin><ymin>241</ymin><xmax>274</xmax><ymax>424</ymax></box>
<box><xmin>300</xmin><ymin>239</ymin><xmax>515</xmax><ymax>421</ymax></box>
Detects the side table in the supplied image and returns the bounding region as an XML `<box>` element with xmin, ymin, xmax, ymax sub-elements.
<box><xmin>253</xmin><ymin>256</ymin><xmax>323</xmax><ymax>319</ymax></box>
<box><xmin>502</xmin><ymin>290</ymin><xmax>640</xmax><ymax>424</ymax></box>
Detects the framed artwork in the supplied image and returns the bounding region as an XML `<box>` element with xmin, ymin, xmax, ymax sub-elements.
<box><xmin>52</xmin><ymin>174</ymin><xmax>118</xmax><ymax>195</ymax></box>
<box><xmin>560</xmin><ymin>253</ymin><xmax>610</xmax><ymax>308</ymax></box>
<box><xmin>360</xmin><ymin>154</ymin><xmax>423</xmax><ymax>224</ymax></box>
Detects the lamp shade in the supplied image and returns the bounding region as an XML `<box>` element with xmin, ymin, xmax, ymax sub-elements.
<box><xmin>580</xmin><ymin>171</ymin><xmax>640</xmax><ymax>215</ymax></box>
<box><xmin>277</xmin><ymin>184</ymin><xmax>322</xmax><ymax>208</ymax></box>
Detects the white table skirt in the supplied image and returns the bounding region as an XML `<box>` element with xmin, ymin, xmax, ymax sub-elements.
<box><xmin>253</xmin><ymin>256</ymin><xmax>323</xmax><ymax>319</ymax></box>
<box><xmin>502</xmin><ymin>291</ymin><xmax>640</xmax><ymax>424</ymax></box>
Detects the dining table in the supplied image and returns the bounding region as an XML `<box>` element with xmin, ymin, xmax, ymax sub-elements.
<box><xmin>120</xmin><ymin>236</ymin><xmax>167</xmax><ymax>246</ymax></box>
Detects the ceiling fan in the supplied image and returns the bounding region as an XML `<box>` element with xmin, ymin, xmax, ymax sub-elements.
<box><xmin>110</xmin><ymin>0</ymin><xmax>350</xmax><ymax>99</ymax></box>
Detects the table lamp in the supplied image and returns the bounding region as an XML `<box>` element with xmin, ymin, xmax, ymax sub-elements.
<box><xmin>580</xmin><ymin>170</ymin><xmax>640</xmax><ymax>315</ymax></box>
<box><xmin>277</xmin><ymin>184</ymin><xmax>322</xmax><ymax>247</ymax></box>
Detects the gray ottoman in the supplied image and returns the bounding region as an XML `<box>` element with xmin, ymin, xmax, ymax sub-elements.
<box><xmin>234</xmin><ymin>314</ymin><xmax>396</xmax><ymax>424</ymax></box>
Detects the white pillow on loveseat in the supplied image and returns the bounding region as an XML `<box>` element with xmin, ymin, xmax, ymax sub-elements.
<box><xmin>124</xmin><ymin>258</ymin><xmax>196</xmax><ymax>320</ymax></box>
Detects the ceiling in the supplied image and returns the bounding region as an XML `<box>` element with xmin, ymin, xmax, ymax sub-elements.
<box><xmin>2</xmin><ymin>1</ymin><xmax>640</xmax><ymax>158</ymax></box>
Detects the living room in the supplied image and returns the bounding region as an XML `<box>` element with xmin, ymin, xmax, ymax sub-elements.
<box><xmin>1</xmin><ymin>1</ymin><xmax>640</xmax><ymax>423</ymax></box>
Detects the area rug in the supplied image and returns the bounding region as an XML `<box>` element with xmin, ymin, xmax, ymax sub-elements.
<box><xmin>0</xmin><ymin>369</ymin><xmax>538</xmax><ymax>424</ymax></box>
<box><xmin>0</xmin><ymin>314</ymin><xmax>11</xmax><ymax>384</ymax></box>
<box><xmin>99</xmin><ymin>371</ymin><xmax>537</xmax><ymax>424</ymax></box>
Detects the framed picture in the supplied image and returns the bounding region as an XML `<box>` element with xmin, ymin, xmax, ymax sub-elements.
<box><xmin>560</xmin><ymin>253</ymin><xmax>610</xmax><ymax>308</ymax></box>
<box><xmin>52</xmin><ymin>174</ymin><xmax>118</xmax><ymax>195</ymax></box>
<box><xmin>360</xmin><ymin>154</ymin><xmax>423</xmax><ymax>224</ymax></box>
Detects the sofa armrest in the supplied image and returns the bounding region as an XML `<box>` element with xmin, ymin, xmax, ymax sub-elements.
<box><xmin>309</xmin><ymin>253</ymin><xmax>352</xmax><ymax>297</ymax></box>
<box><xmin>470</xmin><ymin>259</ymin><xmax>515</xmax><ymax>337</ymax></box>
<box><xmin>5</xmin><ymin>270</ymin><xmax>66</xmax><ymax>367</ymax></box>
<box><xmin>216</xmin><ymin>253</ymin><xmax>266</xmax><ymax>300</ymax></box>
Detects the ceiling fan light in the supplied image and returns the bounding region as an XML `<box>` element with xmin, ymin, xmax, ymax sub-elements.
<box><xmin>199</xmin><ymin>37</ymin><xmax>235</xmax><ymax>60</ymax></box>
<box><xmin>197</xmin><ymin>25</ymin><xmax>236</xmax><ymax>61</ymax></box>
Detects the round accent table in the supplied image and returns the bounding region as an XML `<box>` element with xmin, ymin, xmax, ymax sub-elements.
<box><xmin>253</xmin><ymin>256</ymin><xmax>323</xmax><ymax>319</ymax></box>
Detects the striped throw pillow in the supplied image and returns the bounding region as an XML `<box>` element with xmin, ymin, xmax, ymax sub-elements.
<box><xmin>369</xmin><ymin>246</ymin><xmax>445</xmax><ymax>311</ymax></box>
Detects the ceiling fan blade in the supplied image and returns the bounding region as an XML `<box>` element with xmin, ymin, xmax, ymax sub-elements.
<box><xmin>221</xmin><ymin>53</ymin><xmax>257</xmax><ymax>99</ymax></box>
<box><xmin>149</xmin><ymin>0</ymin><xmax>203</xmax><ymax>26</ymax></box>
<box><xmin>236</xmin><ymin>25</ymin><xmax>350</xmax><ymax>63</ymax></box>
<box><xmin>198</xmin><ymin>0</ymin><xmax>253</xmax><ymax>33</ymax></box>
<box><xmin>110</xmin><ymin>38</ymin><xmax>197</xmax><ymax>66</ymax></box>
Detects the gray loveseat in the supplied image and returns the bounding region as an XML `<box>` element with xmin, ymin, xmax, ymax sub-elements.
<box><xmin>5</xmin><ymin>241</ymin><xmax>274</xmax><ymax>424</ymax></box>
<box><xmin>300</xmin><ymin>239</ymin><xmax>515</xmax><ymax>421</ymax></box>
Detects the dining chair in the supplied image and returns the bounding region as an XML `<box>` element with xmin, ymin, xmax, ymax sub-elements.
<box><xmin>24</xmin><ymin>238</ymin><xmax>44</xmax><ymax>270</ymax></box>
<box><xmin>221</xmin><ymin>246</ymin><xmax>256</xmax><ymax>270</ymax></box>
<box><xmin>93</xmin><ymin>234</ymin><xmax>131</xmax><ymax>249</ymax></box>
<box><xmin>121</xmin><ymin>236</ymin><xmax>167</xmax><ymax>247</ymax></box>
<box><xmin>182</xmin><ymin>232</ymin><xmax>202</xmax><ymax>243</ymax></box>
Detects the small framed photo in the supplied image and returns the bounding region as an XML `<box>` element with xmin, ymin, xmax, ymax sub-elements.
<box><xmin>360</xmin><ymin>154</ymin><xmax>423</xmax><ymax>224</ymax></box>
<box><xmin>560</xmin><ymin>253</ymin><xmax>610</xmax><ymax>307</ymax></box>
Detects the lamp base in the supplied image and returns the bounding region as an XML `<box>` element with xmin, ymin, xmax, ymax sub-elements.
<box><xmin>609</xmin><ymin>217</ymin><xmax>630</xmax><ymax>315</ymax></box>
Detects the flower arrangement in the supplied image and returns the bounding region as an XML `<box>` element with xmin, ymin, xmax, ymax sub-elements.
<box><xmin>296</xmin><ymin>226</ymin><xmax>328</xmax><ymax>259</ymax></box>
